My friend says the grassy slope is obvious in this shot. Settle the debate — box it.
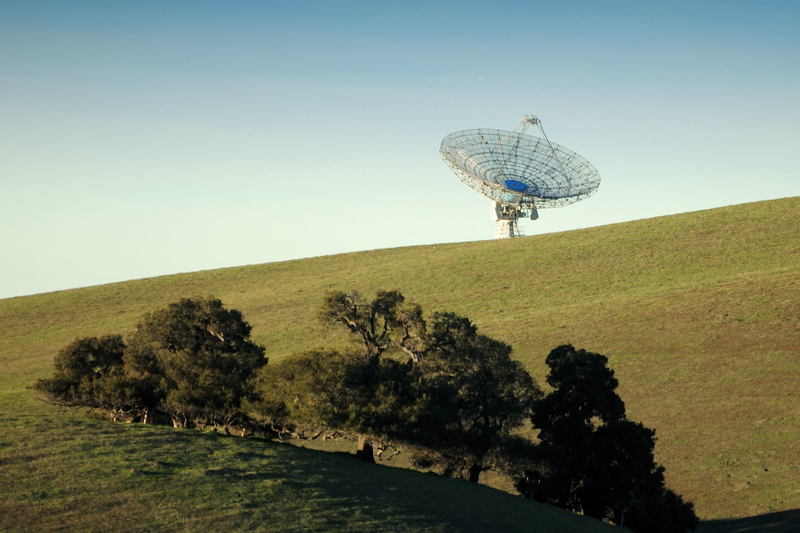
[0,397,614,533]
[1,196,798,528]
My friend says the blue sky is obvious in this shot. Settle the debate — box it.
[2,1,798,298]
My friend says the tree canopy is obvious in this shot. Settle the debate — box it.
[408,313,539,482]
[125,297,267,426]
[36,297,266,429]
[34,335,126,407]
[35,291,697,532]
[270,290,541,482]
[514,344,698,531]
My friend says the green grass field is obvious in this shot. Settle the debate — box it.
[2,197,798,531]
[0,395,618,532]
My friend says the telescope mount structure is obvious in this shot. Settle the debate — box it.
[440,115,601,238]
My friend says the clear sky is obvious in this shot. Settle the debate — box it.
[2,1,798,298]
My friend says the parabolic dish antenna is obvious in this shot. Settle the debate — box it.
[440,115,600,238]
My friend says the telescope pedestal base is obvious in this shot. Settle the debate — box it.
[495,219,523,239]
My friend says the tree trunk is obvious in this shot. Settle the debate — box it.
[468,462,482,483]
[355,435,375,463]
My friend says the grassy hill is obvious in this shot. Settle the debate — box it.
[0,400,617,532]
[1,196,798,530]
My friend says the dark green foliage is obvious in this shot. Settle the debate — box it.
[320,289,430,362]
[538,344,625,428]
[124,297,267,426]
[624,488,699,533]
[253,350,361,432]
[410,313,540,483]
[254,350,417,445]
[314,289,425,460]
[581,420,661,518]
[424,311,477,352]
[521,345,626,509]
[313,292,541,481]
[53,335,126,381]
[36,297,266,428]
[514,344,698,532]
[320,290,405,359]
[34,335,126,406]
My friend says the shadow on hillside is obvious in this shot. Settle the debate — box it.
[172,433,600,532]
[700,509,800,533]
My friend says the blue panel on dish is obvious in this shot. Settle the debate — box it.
[504,179,528,192]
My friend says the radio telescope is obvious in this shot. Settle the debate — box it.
[440,115,600,238]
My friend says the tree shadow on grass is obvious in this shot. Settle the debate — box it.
[5,409,616,532]
[699,509,800,533]
[196,439,616,532]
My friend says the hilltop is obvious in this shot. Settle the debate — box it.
[1,196,798,530]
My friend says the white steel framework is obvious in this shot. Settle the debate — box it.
[441,115,600,238]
